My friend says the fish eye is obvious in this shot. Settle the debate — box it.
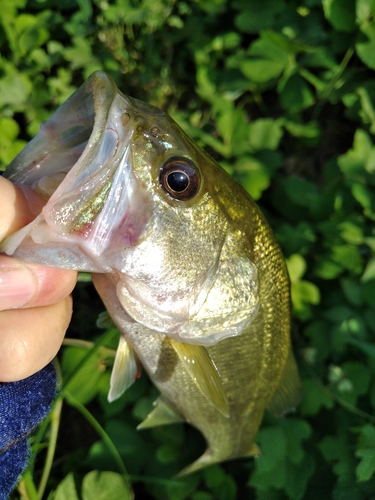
[160,157,201,201]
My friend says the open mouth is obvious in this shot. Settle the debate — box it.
[1,72,153,270]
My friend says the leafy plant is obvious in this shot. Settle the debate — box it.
[2,0,375,499]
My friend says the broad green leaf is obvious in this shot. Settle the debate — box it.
[248,118,283,150]
[330,245,363,274]
[357,0,375,23]
[82,471,132,500]
[0,73,32,107]
[324,305,353,323]
[322,0,356,32]
[279,73,315,111]
[0,139,27,168]
[340,129,373,167]
[291,280,321,319]
[352,184,375,219]
[196,66,216,102]
[339,221,364,244]
[355,424,375,482]
[203,465,237,500]
[286,254,307,282]
[62,346,106,405]
[330,361,370,406]
[234,156,271,200]
[156,442,181,464]
[0,116,19,142]
[340,278,363,306]
[191,493,214,500]
[299,379,334,416]
[15,14,49,56]
[319,432,355,479]
[240,59,286,83]
[349,338,375,360]
[216,103,249,152]
[281,419,312,465]
[54,473,80,500]
[240,35,290,83]
[284,120,320,139]
[285,454,315,500]
[234,0,286,33]
[361,258,375,282]
[356,39,375,69]
[63,36,94,69]
[156,474,201,500]
[250,420,313,499]
[282,176,320,208]
[303,320,331,361]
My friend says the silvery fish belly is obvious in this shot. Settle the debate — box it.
[0,71,300,473]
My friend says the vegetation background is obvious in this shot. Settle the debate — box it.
[1,0,375,498]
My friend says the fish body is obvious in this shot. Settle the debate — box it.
[0,72,300,473]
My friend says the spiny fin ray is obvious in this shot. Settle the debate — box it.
[170,339,229,417]
[137,397,183,430]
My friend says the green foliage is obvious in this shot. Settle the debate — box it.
[2,0,375,499]
[54,471,132,500]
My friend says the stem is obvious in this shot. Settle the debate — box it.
[19,469,39,500]
[65,393,133,494]
[312,46,354,120]
[37,397,63,499]
[62,337,116,357]
[62,328,118,396]
[330,391,375,425]
[302,358,375,424]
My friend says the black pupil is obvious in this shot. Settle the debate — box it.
[167,171,189,192]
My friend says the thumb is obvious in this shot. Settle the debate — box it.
[0,175,45,241]
[0,175,77,381]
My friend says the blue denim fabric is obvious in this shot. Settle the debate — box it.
[0,363,57,499]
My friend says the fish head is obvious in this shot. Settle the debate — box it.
[1,71,259,345]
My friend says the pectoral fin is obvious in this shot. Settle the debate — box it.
[108,336,139,402]
[137,397,183,430]
[170,339,229,417]
[267,350,301,417]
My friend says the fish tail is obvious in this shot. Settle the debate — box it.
[176,441,261,476]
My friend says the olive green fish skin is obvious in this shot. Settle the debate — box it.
[93,170,295,472]
[1,71,300,472]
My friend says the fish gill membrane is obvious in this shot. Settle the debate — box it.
[0,71,301,474]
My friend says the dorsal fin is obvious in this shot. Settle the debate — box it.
[267,350,301,417]
[137,397,183,430]
[170,339,229,417]
[108,336,139,402]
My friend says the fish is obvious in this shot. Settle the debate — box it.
[0,71,300,474]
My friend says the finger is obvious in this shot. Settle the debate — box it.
[0,296,72,382]
[0,176,44,241]
[0,255,77,311]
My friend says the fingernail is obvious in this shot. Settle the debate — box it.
[0,267,36,310]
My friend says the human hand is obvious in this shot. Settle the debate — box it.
[0,176,77,381]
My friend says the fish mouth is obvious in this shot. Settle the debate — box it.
[1,72,153,271]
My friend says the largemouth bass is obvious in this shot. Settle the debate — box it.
[0,71,300,474]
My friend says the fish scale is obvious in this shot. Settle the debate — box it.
[0,71,300,473]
